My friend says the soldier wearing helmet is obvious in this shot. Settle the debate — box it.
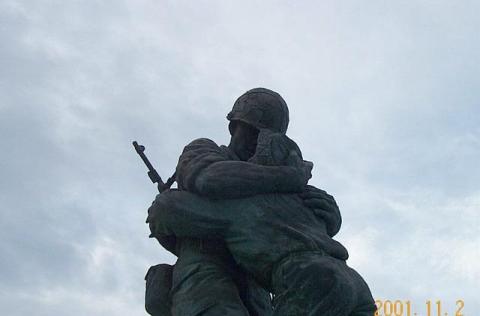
[227,88,289,134]
[147,88,375,315]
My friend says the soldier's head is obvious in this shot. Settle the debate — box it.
[227,88,290,161]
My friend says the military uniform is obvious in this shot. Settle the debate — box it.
[148,135,376,315]
[170,238,270,316]
[147,88,376,315]
[146,139,272,316]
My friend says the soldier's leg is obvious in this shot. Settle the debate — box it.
[347,267,377,316]
[170,240,250,316]
[271,251,375,316]
[237,273,273,316]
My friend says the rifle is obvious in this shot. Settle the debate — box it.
[132,141,176,193]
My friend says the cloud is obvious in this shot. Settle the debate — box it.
[1,1,479,315]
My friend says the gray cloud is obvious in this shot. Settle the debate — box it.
[1,1,479,315]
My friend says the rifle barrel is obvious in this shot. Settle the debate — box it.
[133,141,163,184]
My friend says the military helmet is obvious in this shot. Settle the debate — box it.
[227,88,289,134]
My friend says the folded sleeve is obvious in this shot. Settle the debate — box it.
[175,138,228,193]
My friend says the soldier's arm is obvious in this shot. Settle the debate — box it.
[195,161,305,199]
[176,138,308,199]
[300,185,342,237]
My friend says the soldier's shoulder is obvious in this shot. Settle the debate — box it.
[183,137,219,150]
[181,138,222,155]
[186,137,218,147]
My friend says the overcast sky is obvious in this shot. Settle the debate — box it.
[1,1,479,315]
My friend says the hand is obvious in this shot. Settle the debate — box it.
[286,151,313,186]
[249,129,288,165]
[299,185,341,236]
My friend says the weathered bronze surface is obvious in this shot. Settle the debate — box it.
[143,88,376,316]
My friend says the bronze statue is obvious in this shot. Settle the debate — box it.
[142,88,376,315]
